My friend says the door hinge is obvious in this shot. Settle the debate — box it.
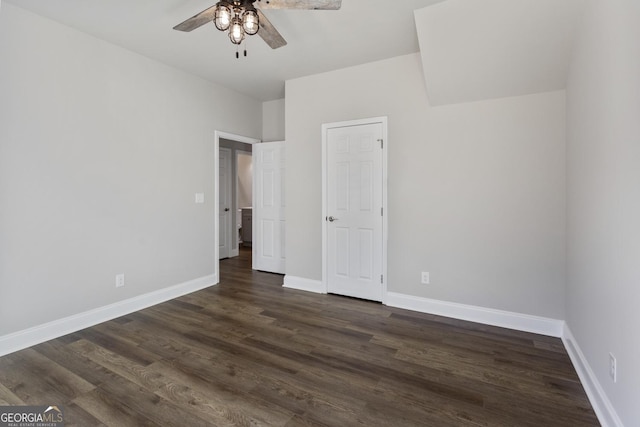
[381,207,383,216]
[378,139,383,149]
[380,274,384,284]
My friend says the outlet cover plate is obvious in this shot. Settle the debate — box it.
[421,272,430,285]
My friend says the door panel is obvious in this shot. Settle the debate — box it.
[326,123,383,301]
[253,141,286,274]
[261,219,275,257]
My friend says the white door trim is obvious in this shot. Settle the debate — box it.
[214,131,260,281]
[321,117,388,303]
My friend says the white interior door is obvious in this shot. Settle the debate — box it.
[253,141,286,273]
[219,147,232,259]
[325,122,384,301]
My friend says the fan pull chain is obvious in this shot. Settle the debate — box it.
[234,41,248,59]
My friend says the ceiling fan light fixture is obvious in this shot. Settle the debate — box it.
[175,0,342,52]
[214,3,232,31]
[242,10,259,36]
[229,17,245,44]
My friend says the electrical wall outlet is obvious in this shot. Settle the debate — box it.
[421,272,430,285]
[115,274,125,288]
[609,352,617,383]
[195,193,205,204]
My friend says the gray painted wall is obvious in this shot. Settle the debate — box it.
[566,0,640,424]
[263,99,285,142]
[0,4,262,335]
[285,53,566,319]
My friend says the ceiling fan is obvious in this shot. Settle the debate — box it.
[174,0,342,56]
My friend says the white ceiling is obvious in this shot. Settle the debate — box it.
[415,0,586,106]
[5,0,444,101]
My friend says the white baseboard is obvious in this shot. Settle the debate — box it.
[562,324,623,427]
[283,275,325,294]
[385,292,564,337]
[0,274,218,357]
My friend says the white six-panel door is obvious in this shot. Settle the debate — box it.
[253,141,286,274]
[325,121,385,301]
[219,147,232,259]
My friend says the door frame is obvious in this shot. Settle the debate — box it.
[214,130,260,282]
[321,117,388,303]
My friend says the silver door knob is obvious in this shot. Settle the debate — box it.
[328,216,338,222]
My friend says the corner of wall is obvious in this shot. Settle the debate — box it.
[562,323,624,427]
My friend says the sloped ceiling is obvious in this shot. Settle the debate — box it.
[415,0,586,106]
[3,0,444,102]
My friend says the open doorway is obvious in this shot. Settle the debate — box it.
[214,131,260,281]
[219,138,253,259]
[236,151,253,252]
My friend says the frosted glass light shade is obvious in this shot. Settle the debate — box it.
[229,18,245,44]
[214,4,231,31]
[242,10,259,35]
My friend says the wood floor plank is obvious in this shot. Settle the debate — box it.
[73,328,159,366]
[32,340,119,388]
[67,339,165,393]
[63,402,107,427]
[0,382,25,405]
[152,359,296,426]
[73,386,164,427]
[370,379,489,427]
[0,247,599,426]
[0,348,95,404]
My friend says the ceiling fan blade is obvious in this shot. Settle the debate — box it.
[173,5,216,32]
[257,9,287,49]
[255,0,342,10]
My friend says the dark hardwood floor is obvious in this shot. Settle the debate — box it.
[0,248,599,426]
